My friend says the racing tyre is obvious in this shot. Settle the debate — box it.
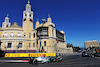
[91,54,95,57]
[29,59,33,64]
[57,59,59,62]
[32,59,38,65]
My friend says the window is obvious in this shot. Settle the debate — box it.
[37,27,48,36]
[52,28,54,36]
[18,43,22,48]
[7,43,12,48]
[33,43,35,47]
[30,19,33,22]
[29,35,31,38]
[29,14,31,17]
[6,25,8,27]
[24,35,26,37]
[42,29,48,35]
[33,33,35,38]
[29,43,31,48]
[23,33,26,37]
[17,32,21,37]
[24,19,26,21]
[44,41,46,46]
[29,33,31,38]
[3,32,8,37]
[25,14,27,16]
[10,32,14,37]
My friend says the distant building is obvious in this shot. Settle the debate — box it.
[84,40,99,48]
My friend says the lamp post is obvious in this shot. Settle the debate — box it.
[36,18,46,53]
[39,18,46,53]
[16,45,19,53]
[5,47,7,53]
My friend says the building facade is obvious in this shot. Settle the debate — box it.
[84,40,99,48]
[0,1,73,54]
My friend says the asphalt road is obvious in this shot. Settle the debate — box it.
[1,54,100,67]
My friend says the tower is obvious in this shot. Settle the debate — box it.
[2,14,11,28]
[35,18,40,29]
[23,1,34,31]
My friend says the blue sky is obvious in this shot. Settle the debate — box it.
[0,0,100,48]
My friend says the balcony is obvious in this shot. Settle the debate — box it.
[0,36,26,39]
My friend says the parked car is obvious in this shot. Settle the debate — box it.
[82,50,89,57]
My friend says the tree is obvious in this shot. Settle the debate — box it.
[67,43,74,48]
[70,44,74,48]
[67,43,71,47]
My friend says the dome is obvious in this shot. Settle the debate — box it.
[10,22,21,28]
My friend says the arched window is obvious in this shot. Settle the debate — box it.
[24,19,26,21]
[29,33,31,38]
[23,33,26,37]
[25,14,27,16]
[29,14,31,17]
[33,33,35,38]
[6,25,8,27]
[10,32,14,37]
[17,32,21,37]
[3,32,8,37]
[30,19,33,22]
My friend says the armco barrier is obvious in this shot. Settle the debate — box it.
[5,53,56,57]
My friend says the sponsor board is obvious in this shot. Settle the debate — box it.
[5,53,56,57]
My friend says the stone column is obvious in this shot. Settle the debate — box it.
[6,41,8,50]
[0,41,3,49]
[22,41,24,50]
[54,28,56,37]
[51,27,52,37]
[12,41,14,50]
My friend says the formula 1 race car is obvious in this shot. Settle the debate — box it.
[35,56,51,64]
[29,56,51,65]
[50,56,63,62]
[29,55,63,65]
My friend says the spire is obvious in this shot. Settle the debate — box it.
[48,14,50,18]
[2,14,11,28]
[36,18,40,25]
[36,18,40,28]
[7,14,9,17]
[37,18,39,22]
[47,14,52,22]
[5,14,9,22]
[28,1,30,4]
[26,1,31,11]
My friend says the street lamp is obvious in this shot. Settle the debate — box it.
[16,45,19,53]
[37,18,46,53]
[42,18,46,27]
[42,18,46,23]
[36,18,47,53]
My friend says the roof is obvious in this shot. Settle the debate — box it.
[85,40,98,42]
[9,22,22,28]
